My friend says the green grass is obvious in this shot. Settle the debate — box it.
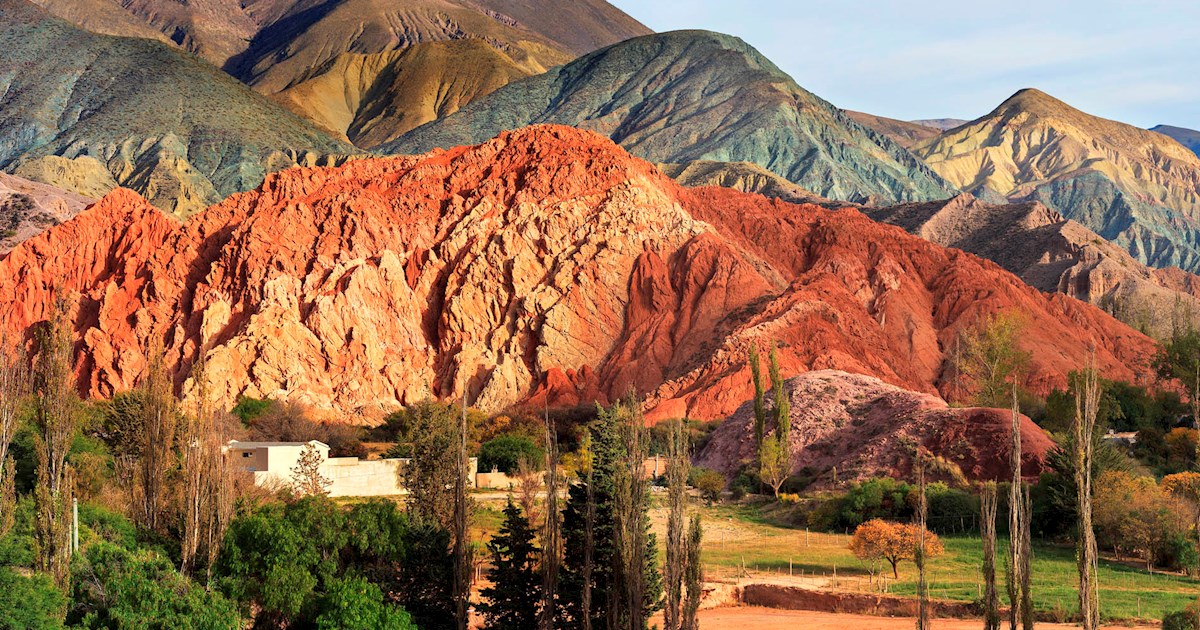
[678,502,1199,622]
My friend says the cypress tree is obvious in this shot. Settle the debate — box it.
[480,500,543,630]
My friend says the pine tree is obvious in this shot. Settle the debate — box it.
[480,500,543,630]
[290,443,331,496]
[559,401,662,629]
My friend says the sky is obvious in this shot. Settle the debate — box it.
[609,0,1200,130]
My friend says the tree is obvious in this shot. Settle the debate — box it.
[397,400,461,529]
[848,519,943,578]
[1163,471,1200,576]
[688,467,725,505]
[748,344,766,452]
[69,542,241,629]
[180,350,236,581]
[290,443,332,497]
[558,401,662,630]
[663,420,689,630]
[0,331,27,539]
[768,344,790,445]
[32,293,79,587]
[316,577,415,630]
[681,514,703,630]
[980,482,1001,630]
[479,434,544,475]
[914,453,930,630]
[1094,471,1190,569]
[1073,361,1101,630]
[758,436,788,498]
[1153,327,1200,428]
[480,500,543,629]
[953,311,1032,406]
[539,411,560,630]
[452,394,472,630]
[135,340,178,534]
[613,397,655,630]
[1006,388,1030,630]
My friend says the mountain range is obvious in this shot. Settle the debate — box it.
[0,127,1152,421]
[0,0,354,217]
[899,89,1200,271]
[382,30,957,206]
[1154,125,1200,157]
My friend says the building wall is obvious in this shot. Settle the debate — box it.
[325,458,406,497]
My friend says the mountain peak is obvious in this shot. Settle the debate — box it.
[996,88,1074,116]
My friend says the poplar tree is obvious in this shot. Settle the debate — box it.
[33,293,79,587]
[539,409,561,630]
[1073,359,1101,630]
[0,331,26,538]
[748,344,766,452]
[137,339,178,533]
[681,514,703,630]
[980,481,1001,630]
[663,420,690,630]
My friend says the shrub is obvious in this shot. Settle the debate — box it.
[1164,600,1200,630]
[837,477,913,528]
[689,467,725,504]
[315,577,415,630]
[478,434,544,475]
[925,484,980,534]
[779,493,800,505]
[0,567,64,629]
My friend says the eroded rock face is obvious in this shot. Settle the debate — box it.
[0,126,1156,421]
[694,370,1054,487]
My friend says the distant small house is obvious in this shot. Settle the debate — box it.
[228,440,479,498]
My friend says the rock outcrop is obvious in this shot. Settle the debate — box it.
[0,126,1155,421]
[382,31,957,206]
[694,370,1055,487]
[0,173,93,254]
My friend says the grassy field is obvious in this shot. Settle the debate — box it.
[675,502,1199,622]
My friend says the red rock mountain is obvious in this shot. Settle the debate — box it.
[0,126,1155,421]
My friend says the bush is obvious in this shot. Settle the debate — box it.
[0,567,64,629]
[1164,600,1200,630]
[925,484,980,535]
[315,577,415,630]
[837,477,913,529]
[1161,532,1200,575]
[779,493,800,505]
[689,467,725,504]
[477,434,544,475]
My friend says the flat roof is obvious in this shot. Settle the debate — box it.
[228,440,329,449]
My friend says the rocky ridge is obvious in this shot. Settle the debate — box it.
[0,126,1154,421]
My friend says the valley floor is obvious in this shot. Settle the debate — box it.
[694,607,1157,630]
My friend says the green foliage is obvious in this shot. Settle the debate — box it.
[559,403,663,629]
[688,467,726,504]
[479,500,542,629]
[749,343,766,450]
[1032,431,1135,537]
[315,577,415,630]
[478,434,544,475]
[953,311,1032,407]
[1164,600,1200,630]
[215,497,346,622]
[925,484,980,535]
[391,520,454,630]
[1161,533,1199,574]
[1155,328,1200,410]
[833,477,913,529]
[0,567,65,629]
[389,400,465,528]
[230,396,273,424]
[768,344,790,442]
[69,542,240,629]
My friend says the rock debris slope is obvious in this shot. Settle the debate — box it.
[0,126,1153,421]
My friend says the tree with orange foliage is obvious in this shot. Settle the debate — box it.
[849,519,943,578]
[1163,471,1200,576]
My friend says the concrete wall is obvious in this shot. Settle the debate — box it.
[476,471,520,490]
[325,458,405,497]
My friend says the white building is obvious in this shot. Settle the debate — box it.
[227,440,478,498]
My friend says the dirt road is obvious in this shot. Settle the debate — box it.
[695,607,1156,629]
